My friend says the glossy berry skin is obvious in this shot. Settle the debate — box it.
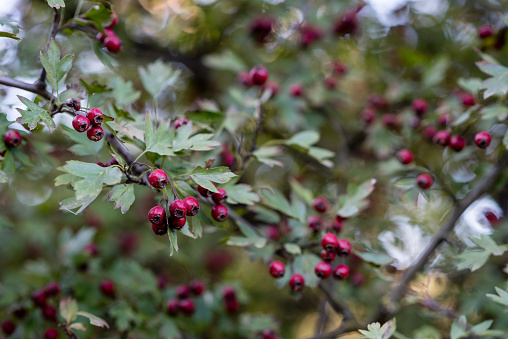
[307,215,323,233]
[189,280,205,296]
[224,298,240,314]
[169,215,186,230]
[313,197,328,213]
[461,93,475,106]
[104,34,122,53]
[321,233,339,251]
[211,204,228,222]
[315,261,332,279]
[152,222,168,235]
[212,188,228,204]
[170,199,188,218]
[269,261,285,278]
[1,320,15,335]
[31,290,47,308]
[416,173,433,190]
[86,108,104,126]
[148,169,168,189]
[412,98,428,117]
[184,197,200,216]
[289,83,304,97]
[327,220,343,233]
[433,130,451,146]
[333,264,350,280]
[71,115,90,133]
[148,206,166,225]
[337,238,351,256]
[176,285,191,299]
[396,149,413,165]
[100,280,115,297]
[174,118,189,130]
[87,126,104,142]
[449,135,466,152]
[321,249,336,262]
[249,65,269,86]
[4,130,22,148]
[475,132,491,149]
[166,300,180,316]
[179,299,195,316]
[44,282,60,297]
[66,98,81,111]
[478,25,494,38]
[197,185,213,197]
[289,274,305,292]
[44,328,59,339]
[262,329,278,339]
[42,305,57,321]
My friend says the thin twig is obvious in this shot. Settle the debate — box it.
[58,323,79,339]
[0,77,53,101]
[34,8,61,90]
[318,280,359,325]
[105,131,149,185]
[168,179,181,200]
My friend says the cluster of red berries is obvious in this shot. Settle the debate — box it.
[70,100,105,142]
[198,184,229,222]
[3,129,22,149]
[221,286,240,314]
[166,281,205,317]
[147,169,201,235]
[96,13,122,53]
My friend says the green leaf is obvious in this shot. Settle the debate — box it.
[112,77,141,106]
[109,301,140,331]
[202,50,246,72]
[477,61,508,99]
[139,60,182,97]
[0,170,8,183]
[189,215,202,238]
[159,317,180,339]
[59,194,100,215]
[0,18,20,37]
[293,254,322,288]
[457,77,482,95]
[172,123,220,152]
[83,3,112,32]
[92,40,118,72]
[480,104,508,121]
[0,32,19,40]
[503,129,508,150]
[221,182,259,205]
[62,125,104,156]
[355,251,393,266]
[144,113,174,156]
[178,221,196,239]
[359,319,397,339]
[283,243,302,255]
[77,311,109,328]
[107,184,135,214]
[168,229,178,256]
[286,130,320,149]
[259,188,301,221]
[59,297,78,324]
[423,57,449,88]
[40,40,73,91]
[289,178,314,205]
[68,323,86,332]
[46,0,65,8]
[16,96,56,132]
[190,166,237,193]
[450,315,468,339]
[457,235,508,271]
[487,286,508,307]
[252,146,283,167]
[337,179,376,218]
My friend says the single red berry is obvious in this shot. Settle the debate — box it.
[422,125,437,141]
[42,305,57,321]
[106,158,119,166]
[351,272,365,286]
[382,113,399,129]
[83,243,99,257]
[212,188,228,204]
[412,98,428,117]
[336,214,348,222]
[461,93,475,106]
[333,264,350,280]
[396,149,414,165]
[100,280,115,297]
[44,282,60,297]
[221,143,235,167]
[289,274,305,292]
[475,132,491,149]
[264,82,279,97]
[262,329,278,339]
[449,135,466,152]
[289,83,304,97]
[478,25,494,38]
[416,173,433,190]
[269,261,285,278]
[437,113,451,127]
[184,197,200,216]
[1,320,15,336]
[337,239,351,256]
[96,28,114,43]
[152,222,168,235]
[4,130,22,148]
[300,24,323,47]
[148,206,166,225]
[86,108,104,126]
[321,233,339,251]
[169,199,188,218]
[65,98,81,111]
[104,34,122,53]
[238,71,253,87]
[333,61,347,74]
[249,16,274,44]
[307,215,323,232]
[368,94,388,109]
[176,285,191,299]
[148,169,168,189]
[485,211,501,225]
[189,280,205,296]
[169,215,186,230]
[179,299,195,316]
[95,162,106,167]
[72,115,90,133]
[313,197,328,213]
[31,290,47,308]
[363,107,376,125]
[157,275,167,290]
[249,65,269,86]
[315,261,332,279]
[107,13,118,28]
[166,299,180,316]
[224,298,239,314]
[211,204,228,222]
[265,225,281,240]
[327,220,343,233]
[410,116,421,129]
[433,130,451,146]
[44,328,59,339]
[333,8,358,36]
[222,286,236,300]
[174,118,189,130]
[197,184,214,197]
[87,126,104,142]
[321,249,336,262]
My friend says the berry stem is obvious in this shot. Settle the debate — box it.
[167,178,181,200]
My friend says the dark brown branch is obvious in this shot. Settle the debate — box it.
[105,131,148,185]
[318,280,359,325]
[0,77,53,100]
[305,321,359,339]
[58,323,79,339]
[314,298,329,335]
[35,8,61,90]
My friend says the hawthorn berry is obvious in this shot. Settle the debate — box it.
[100,280,115,297]
[475,131,491,149]
[238,71,253,87]
[224,298,240,314]
[176,285,191,299]
[333,61,347,74]
[336,214,348,222]
[351,272,366,286]
[485,211,501,225]
[212,188,228,204]
[265,224,281,240]
[333,264,350,280]
[44,282,60,297]
[104,34,122,53]
[152,222,168,236]
[96,161,106,167]
[396,149,413,165]
[437,113,451,127]
[189,280,205,296]
[269,261,285,278]
[42,305,57,321]
[412,98,428,117]
[179,299,195,316]
[416,173,433,190]
[333,8,358,36]
[249,65,269,86]
[169,215,186,230]
[422,125,437,141]
[106,158,119,166]
[4,130,22,148]
[83,243,99,257]
[211,204,228,222]
[262,329,278,339]
[87,126,104,142]
[461,93,475,106]
[170,199,188,218]
[289,274,305,292]
[327,219,343,233]
[315,261,332,279]
[31,289,47,308]
[313,197,328,213]
[174,118,189,130]
[368,94,388,109]
[363,107,376,125]
[449,135,466,152]
[307,215,322,232]
[86,108,104,126]
[148,169,168,189]
[1,320,15,336]
[222,286,236,300]
[72,115,90,133]
[108,13,118,28]
[97,28,114,43]
[321,249,336,262]
[300,24,323,48]
[249,16,274,44]
[433,130,451,146]
[337,238,351,256]
[65,98,81,111]
[166,299,179,316]
[289,83,304,97]
[197,184,213,197]
[321,233,339,251]
[148,206,166,225]
[184,196,200,216]
[382,113,399,129]
[44,328,59,339]
[478,25,494,39]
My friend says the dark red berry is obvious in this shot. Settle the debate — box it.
[289,83,304,97]
[42,305,57,321]
[478,25,494,38]
[315,261,332,279]
[321,233,339,252]
[269,261,285,278]
[72,115,90,132]
[107,13,118,28]
[212,188,228,204]
[485,211,501,225]
[423,125,437,141]
[351,272,366,286]
[265,224,280,240]
[166,299,180,316]
[148,169,168,189]
[65,98,81,111]
[249,65,269,86]
[238,71,253,87]
[189,280,205,296]
[44,328,58,339]
[437,113,451,127]
[412,98,428,117]
[44,282,60,297]
[96,28,114,43]
[313,197,328,213]
[461,93,475,106]
[382,113,399,129]
[224,298,239,314]
[396,149,414,165]
[179,299,195,316]
[300,24,323,47]
[333,8,358,36]
[307,215,322,232]
[321,249,336,262]
[104,34,122,53]
[86,108,104,126]
[184,197,200,216]
[87,126,104,142]
[333,61,347,74]
[12,307,26,320]
[95,162,106,167]
[449,135,466,152]
[336,214,348,222]
[1,320,15,336]
[262,329,278,339]
[368,94,388,109]
[31,290,47,308]
[100,280,115,297]
[83,243,99,257]
[333,264,350,280]
[363,107,375,124]
[337,238,351,256]
[197,184,213,197]
[416,173,433,190]
[106,158,119,166]
[223,286,236,300]
[157,275,167,290]
[433,130,451,146]
[169,215,186,230]
[176,285,191,299]
[250,16,274,43]
[148,206,166,225]
[152,222,168,235]
[174,118,189,130]
[211,204,228,222]
[327,220,343,233]
[475,132,491,149]
[289,274,305,292]
[169,199,187,218]
[4,130,22,148]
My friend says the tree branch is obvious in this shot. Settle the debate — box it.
[318,280,359,325]
[58,323,79,339]
[105,131,149,185]
[0,77,53,101]
[35,8,61,90]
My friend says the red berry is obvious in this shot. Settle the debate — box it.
[104,34,122,53]
[179,299,195,316]
[433,130,451,146]
[363,107,376,124]
[31,290,47,308]
[148,169,168,189]
[1,320,15,336]
[107,13,118,28]
[249,65,269,86]
[478,25,494,38]
[289,274,305,292]
[100,280,115,297]
[475,132,491,149]
[382,113,399,129]
[152,222,168,235]
[148,206,166,225]
[166,300,180,316]
[337,238,351,256]
[83,243,99,257]
[437,113,451,127]
[321,233,339,251]
[351,272,366,286]
[211,204,228,222]
[176,285,191,299]
[44,282,60,297]
[87,126,104,142]
[221,143,235,167]
[44,328,59,339]
[222,286,236,300]
[86,108,104,126]
[313,197,328,213]
[212,188,228,204]
[422,125,437,141]
[461,93,475,106]
[327,220,343,233]
[170,199,188,218]
[157,275,167,290]
[289,83,304,97]
[264,82,279,97]
[184,196,200,216]
[189,280,205,296]
[249,16,274,44]
[333,61,347,74]
[315,261,332,279]
[269,261,285,278]
[224,298,239,314]
[4,130,22,148]
[449,135,466,152]
[333,264,350,280]
[96,28,114,43]
[333,8,358,36]
[95,161,106,167]
[416,173,433,190]
[300,24,323,47]
[307,215,323,232]
[65,98,81,111]
[262,329,278,339]
[368,94,388,109]
[197,184,213,197]
[238,71,253,87]
[485,211,501,225]
[42,305,57,321]
[321,249,336,262]
[336,214,348,222]
[265,224,280,240]
[412,98,428,117]
[106,158,119,166]
[169,215,186,230]
[174,118,189,130]
[396,149,414,165]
